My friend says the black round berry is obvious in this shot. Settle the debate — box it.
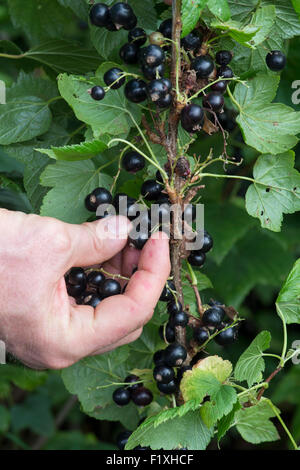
[153,349,166,366]
[181,104,204,133]
[194,327,209,345]
[141,179,162,200]
[120,43,139,64]
[113,387,131,406]
[158,18,172,39]
[128,27,147,47]
[67,283,86,298]
[140,44,165,67]
[188,251,206,267]
[147,79,167,102]
[217,65,234,79]
[142,63,165,80]
[161,78,172,93]
[110,2,137,30]
[159,323,175,343]
[202,230,213,252]
[87,271,105,288]
[164,342,187,367]
[157,93,172,108]
[125,79,147,103]
[125,374,142,392]
[215,326,237,345]
[99,279,121,298]
[202,306,225,328]
[87,187,112,211]
[117,430,132,450]
[122,151,145,173]
[167,300,182,316]
[157,380,177,394]
[177,365,192,382]
[216,50,233,66]
[89,3,110,27]
[160,280,176,302]
[170,311,189,328]
[150,31,165,46]
[203,92,224,112]
[266,50,286,71]
[128,230,149,250]
[83,293,102,308]
[191,55,214,78]
[211,80,227,94]
[106,19,117,31]
[153,365,175,384]
[90,85,105,101]
[182,32,201,51]
[131,387,153,406]
[68,267,86,285]
[104,68,125,89]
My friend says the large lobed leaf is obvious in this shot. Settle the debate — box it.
[235,399,280,444]
[234,331,271,386]
[276,258,300,324]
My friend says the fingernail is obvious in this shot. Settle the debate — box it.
[99,216,130,240]
[151,230,170,240]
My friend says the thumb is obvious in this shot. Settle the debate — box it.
[65,215,131,268]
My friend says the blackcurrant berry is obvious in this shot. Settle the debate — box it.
[160,280,176,302]
[141,179,162,200]
[128,230,149,250]
[153,349,166,366]
[125,79,147,103]
[161,78,172,93]
[104,68,125,89]
[153,365,175,384]
[106,20,117,32]
[140,44,165,67]
[217,109,236,132]
[194,327,209,345]
[266,50,286,71]
[188,251,206,267]
[83,293,102,308]
[125,374,142,392]
[202,230,213,252]
[131,387,153,406]
[68,267,86,285]
[208,299,223,307]
[159,323,175,343]
[87,271,105,288]
[86,187,112,211]
[99,279,121,298]
[203,92,224,112]
[158,18,172,39]
[110,2,137,30]
[215,326,237,345]
[181,104,204,133]
[170,311,189,328]
[85,194,96,212]
[67,283,86,298]
[149,31,165,46]
[202,306,225,328]
[119,42,139,64]
[113,387,131,406]
[191,55,214,78]
[90,85,105,101]
[147,79,167,102]
[164,342,187,367]
[217,65,234,79]
[117,430,132,450]
[89,3,110,27]
[167,300,182,315]
[157,380,177,394]
[211,80,227,94]
[157,93,172,108]
[182,32,201,51]
[128,27,147,47]
[122,151,145,173]
[215,50,233,66]
[142,63,165,80]
[177,365,192,382]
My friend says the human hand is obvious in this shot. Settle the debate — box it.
[0,209,170,369]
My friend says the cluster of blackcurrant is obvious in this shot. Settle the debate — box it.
[112,374,153,407]
[65,266,121,307]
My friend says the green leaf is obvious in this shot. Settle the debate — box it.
[57,0,88,19]
[263,0,300,40]
[200,385,237,428]
[126,408,213,450]
[87,402,140,430]
[90,27,127,61]
[192,355,233,382]
[40,160,112,223]
[227,0,258,22]
[207,0,231,21]
[0,405,11,433]
[217,401,241,442]
[11,394,54,437]
[235,400,280,444]
[292,0,300,14]
[249,5,276,46]
[245,152,300,231]
[211,20,259,46]
[182,270,212,317]
[234,331,271,386]
[7,71,59,102]
[38,140,108,161]
[0,364,48,392]
[276,258,300,324]
[181,0,208,37]
[233,75,300,154]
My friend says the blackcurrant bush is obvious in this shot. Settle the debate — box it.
[158,18,172,39]
[113,387,131,406]
[217,65,234,79]
[87,271,105,288]
[89,3,110,27]
[68,267,86,285]
[83,293,102,308]
[167,300,182,315]
[67,283,85,298]
[194,327,209,345]
[104,68,125,89]
[202,306,225,328]
[188,251,206,267]
[142,63,165,80]
[266,50,286,71]
[157,93,172,108]
[170,311,189,328]
[159,323,175,343]
[215,326,237,345]
[182,32,201,51]
[99,279,121,298]
[131,387,153,406]
[125,374,142,392]
[153,365,175,384]
[128,27,147,47]
[117,430,132,450]
[110,2,137,30]
[128,230,149,250]
[119,43,139,64]
[211,80,227,94]
[191,55,214,78]
[125,79,147,103]
[203,92,224,112]
[86,187,112,211]
[157,380,177,394]
[122,151,145,173]
[141,179,162,200]
[90,85,105,101]
[160,280,176,302]
[140,44,165,67]
[153,349,166,366]
[164,342,187,367]
[181,104,204,133]
[215,50,233,66]
[147,79,167,102]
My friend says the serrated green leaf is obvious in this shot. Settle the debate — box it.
[276,258,300,324]
[227,0,258,22]
[181,0,208,37]
[249,5,276,46]
[234,331,271,386]
[58,0,88,19]
[235,399,280,444]
[181,369,221,403]
[207,0,231,21]
[200,385,237,428]
[217,401,242,442]
[193,355,233,382]
[245,152,300,231]
[11,394,54,437]
[38,140,108,161]
[211,20,259,46]
[262,0,300,40]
